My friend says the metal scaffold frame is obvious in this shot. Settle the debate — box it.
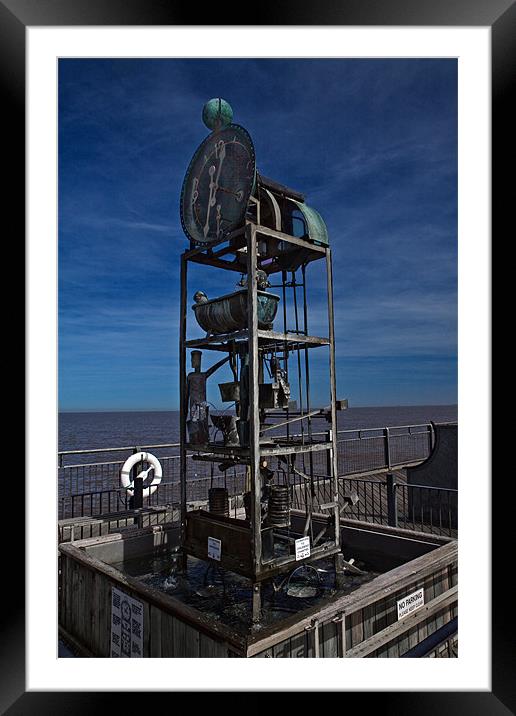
[179,207,343,622]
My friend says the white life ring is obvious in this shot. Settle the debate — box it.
[120,451,162,498]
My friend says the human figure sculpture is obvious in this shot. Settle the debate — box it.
[186,350,229,445]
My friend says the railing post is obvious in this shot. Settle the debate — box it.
[386,472,398,527]
[383,427,392,470]
[133,474,144,511]
[326,429,332,478]
[129,447,143,511]
[429,423,435,452]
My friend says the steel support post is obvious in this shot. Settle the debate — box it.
[252,583,262,625]
[179,253,188,570]
[326,248,340,552]
[247,223,262,580]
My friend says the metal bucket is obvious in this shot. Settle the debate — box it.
[211,414,239,446]
[218,381,240,402]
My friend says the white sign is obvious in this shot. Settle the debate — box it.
[397,587,425,620]
[207,536,222,561]
[295,536,311,561]
[111,587,144,657]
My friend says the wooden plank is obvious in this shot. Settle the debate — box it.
[97,574,110,656]
[384,591,401,631]
[289,631,308,658]
[396,626,410,657]
[150,605,162,657]
[143,600,151,657]
[60,542,247,653]
[59,625,96,658]
[349,610,363,649]
[246,540,457,655]
[87,568,96,649]
[321,620,339,658]
[160,612,175,657]
[434,567,448,630]
[420,572,436,641]
[183,622,201,657]
[90,570,99,655]
[64,556,71,633]
[199,633,229,658]
[362,604,375,641]
[171,617,187,657]
[374,597,388,633]
[341,614,347,657]
[77,564,87,644]
[59,555,67,632]
[387,637,400,657]
[61,523,456,659]
[407,625,420,652]
[345,586,458,658]
[272,640,291,658]
[70,560,78,643]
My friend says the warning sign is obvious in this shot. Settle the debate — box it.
[208,536,222,561]
[397,587,425,620]
[295,536,311,561]
[111,587,144,657]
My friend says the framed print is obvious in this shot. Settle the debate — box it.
[5,0,507,710]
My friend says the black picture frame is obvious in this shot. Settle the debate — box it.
[6,0,504,711]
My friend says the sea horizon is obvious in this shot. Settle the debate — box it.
[58,404,458,455]
[59,402,458,415]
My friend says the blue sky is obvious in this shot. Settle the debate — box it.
[59,58,457,411]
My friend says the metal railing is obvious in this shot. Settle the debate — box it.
[313,474,457,538]
[57,423,447,532]
[58,423,433,490]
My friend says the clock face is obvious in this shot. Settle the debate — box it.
[180,124,256,245]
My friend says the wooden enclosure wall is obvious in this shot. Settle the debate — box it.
[251,549,457,658]
[59,551,235,657]
[59,524,457,659]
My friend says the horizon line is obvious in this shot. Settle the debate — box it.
[59,402,458,414]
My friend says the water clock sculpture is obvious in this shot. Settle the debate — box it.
[178,98,347,623]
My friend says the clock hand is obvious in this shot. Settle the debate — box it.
[204,141,227,238]
[203,165,217,237]
[210,142,226,206]
[190,176,199,206]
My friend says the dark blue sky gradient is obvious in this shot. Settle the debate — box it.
[58,59,457,411]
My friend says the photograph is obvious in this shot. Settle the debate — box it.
[1,0,503,703]
[56,57,459,659]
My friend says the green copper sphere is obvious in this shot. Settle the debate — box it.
[202,98,233,131]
